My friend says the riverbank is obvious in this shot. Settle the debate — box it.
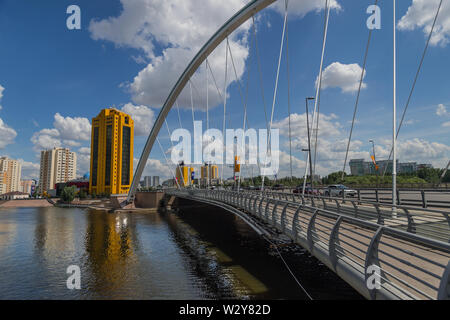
[0,199,53,208]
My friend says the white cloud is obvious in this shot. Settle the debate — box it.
[53,113,91,142]
[442,121,450,127]
[398,0,450,47]
[76,147,91,176]
[30,114,91,151]
[89,0,253,110]
[318,62,367,93]
[273,112,341,139]
[0,84,4,110]
[31,128,61,151]
[436,103,448,116]
[89,0,337,111]
[271,0,341,18]
[121,103,155,136]
[17,159,40,180]
[133,157,172,181]
[0,118,17,149]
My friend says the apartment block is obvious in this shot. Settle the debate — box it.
[39,148,77,193]
[0,157,22,195]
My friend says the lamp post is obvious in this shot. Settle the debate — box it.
[302,97,315,196]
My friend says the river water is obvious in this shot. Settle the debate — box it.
[0,205,361,299]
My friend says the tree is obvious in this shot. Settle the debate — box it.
[61,186,77,203]
[79,189,87,200]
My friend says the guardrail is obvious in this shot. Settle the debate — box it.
[246,187,450,209]
[243,190,450,243]
[168,189,450,300]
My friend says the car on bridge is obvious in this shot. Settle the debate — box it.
[324,184,357,197]
[293,185,321,195]
[272,184,285,191]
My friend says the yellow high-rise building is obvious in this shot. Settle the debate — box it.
[89,108,134,195]
[175,164,193,187]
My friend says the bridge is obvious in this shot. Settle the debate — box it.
[121,0,450,300]
[166,188,450,300]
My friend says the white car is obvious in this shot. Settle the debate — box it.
[324,184,357,197]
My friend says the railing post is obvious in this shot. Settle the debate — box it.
[357,189,361,204]
[334,199,341,213]
[292,205,303,241]
[329,216,343,272]
[375,189,379,203]
[271,201,280,226]
[438,261,450,300]
[421,190,427,208]
[258,198,265,218]
[306,210,319,253]
[402,208,416,234]
[364,226,384,300]
[352,201,358,219]
[322,198,327,210]
[397,189,401,206]
[264,199,271,221]
[281,203,289,232]
[374,204,384,225]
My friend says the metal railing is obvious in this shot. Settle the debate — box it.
[248,187,450,209]
[244,190,450,243]
[167,189,450,300]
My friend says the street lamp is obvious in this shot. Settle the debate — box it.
[302,97,315,196]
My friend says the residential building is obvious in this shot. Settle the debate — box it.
[20,180,34,195]
[143,176,152,188]
[0,157,22,195]
[152,176,160,187]
[89,108,134,195]
[39,148,77,194]
[0,191,30,200]
[349,158,431,176]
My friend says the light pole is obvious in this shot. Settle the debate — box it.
[302,97,315,196]
[369,140,379,189]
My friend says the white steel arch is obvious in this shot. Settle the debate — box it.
[127,0,276,203]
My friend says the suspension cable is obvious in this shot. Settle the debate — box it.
[164,118,187,188]
[285,5,293,182]
[261,0,289,191]
[175,100,183,130]
[156,137,181,189]
[302,0,330,193]
[341,0,378,180]
[227,36,252,192]
[262,235,313,300]
[206,59,209,132]
[221,39,229,184]
[252,15,270,133]
[382,0,443,178]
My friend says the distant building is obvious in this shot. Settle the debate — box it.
[89,108,134,195]
[349,158,431,176]
[20,180,34,195]
[0,157,22,195]
[143,176,152,188]
[0,191,30,200]
[152,176,160,187]
[39,148,77,194]
[175,164,194,187]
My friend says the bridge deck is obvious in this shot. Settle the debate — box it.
[168,190,450,300]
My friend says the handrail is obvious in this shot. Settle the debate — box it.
[167,189,450,300]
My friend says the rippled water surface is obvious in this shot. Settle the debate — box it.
[0,206,361,299]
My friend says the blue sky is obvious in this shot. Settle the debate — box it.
[0,0,449,181]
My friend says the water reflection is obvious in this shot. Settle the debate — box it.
[0,205,361,299]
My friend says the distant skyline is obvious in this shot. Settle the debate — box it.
[1,0,449,182]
